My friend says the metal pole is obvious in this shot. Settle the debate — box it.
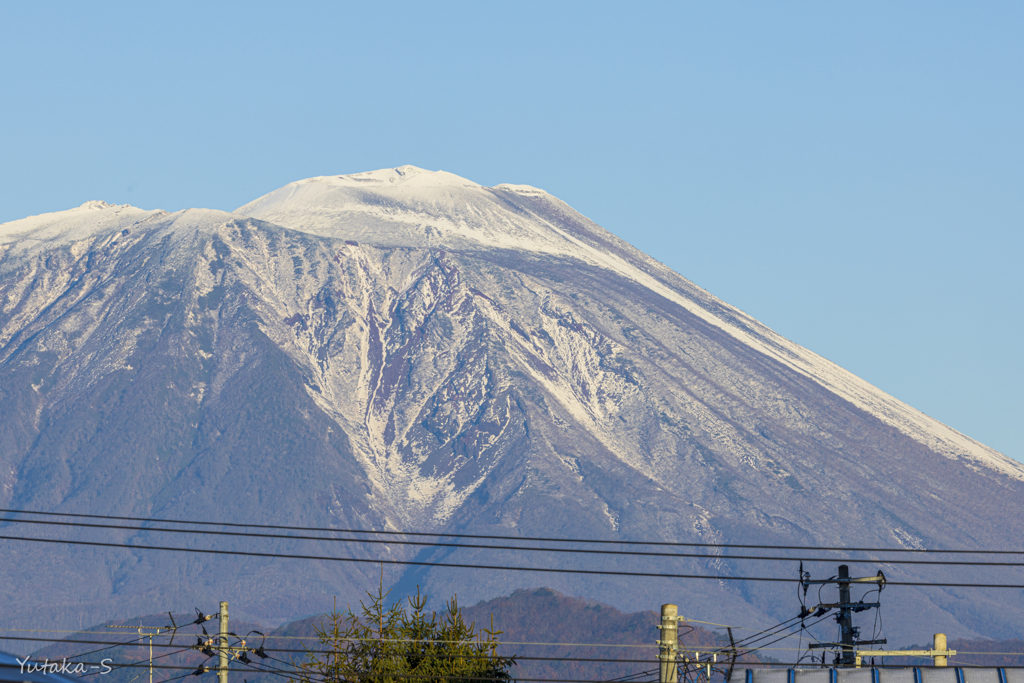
[837,565,855,667]
[218,602,229,683]
[933,634,947,667]
[149,633,153,683]
[659,604,678,683]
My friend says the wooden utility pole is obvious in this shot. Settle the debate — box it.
[658,604,679,683]
[218,601,229,683]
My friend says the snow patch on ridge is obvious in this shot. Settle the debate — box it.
[0,202,156,247]
[493,183,548,195]
[277,165,479,192]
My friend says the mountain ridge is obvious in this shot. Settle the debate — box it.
[231,167,1023,479]
[244,166,1014,479]
[0,166,1021,641]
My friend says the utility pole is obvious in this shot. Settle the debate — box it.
[658,604,679,683]
[837,565,855,667]
[105,624,170,683]
[802,564,886,667]
[191,603,265,678]
[219,601,229,683]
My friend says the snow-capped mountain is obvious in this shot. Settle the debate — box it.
[1,166,1021,640]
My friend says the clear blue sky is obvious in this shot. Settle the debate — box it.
[2,2,1021,460]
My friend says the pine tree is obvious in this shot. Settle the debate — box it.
[295,580,516,683]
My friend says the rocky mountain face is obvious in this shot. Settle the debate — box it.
[1,166,1022,642]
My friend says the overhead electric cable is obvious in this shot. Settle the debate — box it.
[31,622,187,664]
[35,658,943,674]
[602,669,658,683]
[0,632,667,649]
[6,532,1024,589]
[62,635,166,660]
[244,663,681,683]
[0,627,192,635]
[68,645,196,679]
[3,516,1022,568]
[712,616,805,654]
[26,661,208,673]
[152,671,206,683]
[2,507,1021,555]
[3,533,1024,588]
[0,635,679,664]
[15,656,1017,679]
[729,614,833,660]
[228,658,674,683]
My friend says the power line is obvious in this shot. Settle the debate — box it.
[241,655,307,681]
[0,634,663,651]
[153,671,207,683]
[286,653,663,664]
[4,533,1024,588]
[0,635,675,663]
[14,658,1024,676]
[0,630,670,649]
[247,654,692,683]
[2,507,1020,556]
[99,646,197,675]
[731,615,833,661]
[3,516,1023,568]
[12,640,1024,680]
[724,617,804,652]
[681,618,742,629]
[3,632,743,665]
[1,625,699,645]
[243,666,661,683]
[58,635,158,660]
[603,669,658,683]
[0,618,934,664]
[691,614,817,668]
[9,532,1024,588]
[14,661,203,672]
[29,659,695,683]
[0,633,676,656]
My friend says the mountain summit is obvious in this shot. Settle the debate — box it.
[1,167,1021,640]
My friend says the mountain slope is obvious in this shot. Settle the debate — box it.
[237,166,1020,479]
[1,167,1021,643]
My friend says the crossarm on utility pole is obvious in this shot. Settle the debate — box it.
[856,649,957,658]
[856,634,955,668]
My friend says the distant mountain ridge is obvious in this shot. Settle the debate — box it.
[23,588,757,683]
[1,166,1022,643]
[25,589,1024,683]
